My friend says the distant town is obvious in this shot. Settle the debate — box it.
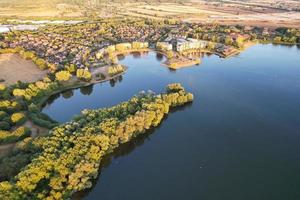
[1,19,299,71]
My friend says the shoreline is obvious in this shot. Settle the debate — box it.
[0,41,277,149]
[0,67,127,150]
[38,67,128,109]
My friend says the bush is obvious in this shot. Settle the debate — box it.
[95,73,106,80]
[10,113,26,125]
[21,51,35,60]
[0,127,31,144]
[0,152,32,181]
[0,84,6,91]
[66,64,77,74]
[29,113,58,129]
[0,100,21,113]
[15,81,29,89]
[13,89,26,97]
[0,111,8,121]
[28,104,39,113]
[34,58,48,70]
[0,121,10,131]
[2,116,11,124]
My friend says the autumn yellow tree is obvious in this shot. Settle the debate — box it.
[55,71,72,82]
[76,69,92,81]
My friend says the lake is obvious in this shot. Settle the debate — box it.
[43,44,300,200]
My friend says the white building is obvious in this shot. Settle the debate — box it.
[0,26,10,33]
[176,38,208,52]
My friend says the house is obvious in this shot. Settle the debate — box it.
[262,28,269,35]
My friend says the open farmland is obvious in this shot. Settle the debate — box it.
[119,1,300,28]
[0,54,47,85]
[0,0,299,28]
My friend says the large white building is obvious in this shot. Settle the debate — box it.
[157,38,209,53]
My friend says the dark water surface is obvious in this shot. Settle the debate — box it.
[43,44,300,200]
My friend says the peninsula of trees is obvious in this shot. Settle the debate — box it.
[0,83,193,200]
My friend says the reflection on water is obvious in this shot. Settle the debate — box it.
[156,52,164,61]
[61,90,74,99]
[80,85,94,96]
[117,51,149,60]
[43,44,300,200]
[109,75,123,87]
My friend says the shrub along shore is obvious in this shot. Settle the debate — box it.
[0,83,193,200]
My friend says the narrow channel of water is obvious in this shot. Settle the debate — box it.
[43,44,300,200]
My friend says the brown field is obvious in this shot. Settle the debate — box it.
[0,54,48,85]
[0,0,299,28]
[118,1,300,28]
[0,8,82,18]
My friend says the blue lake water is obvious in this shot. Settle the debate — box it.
[43,44,300,200]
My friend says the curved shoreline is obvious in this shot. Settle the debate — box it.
[0,44,254,150]
[0,67,127,151]
[39,43,258,110]
[39,67,128,109]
